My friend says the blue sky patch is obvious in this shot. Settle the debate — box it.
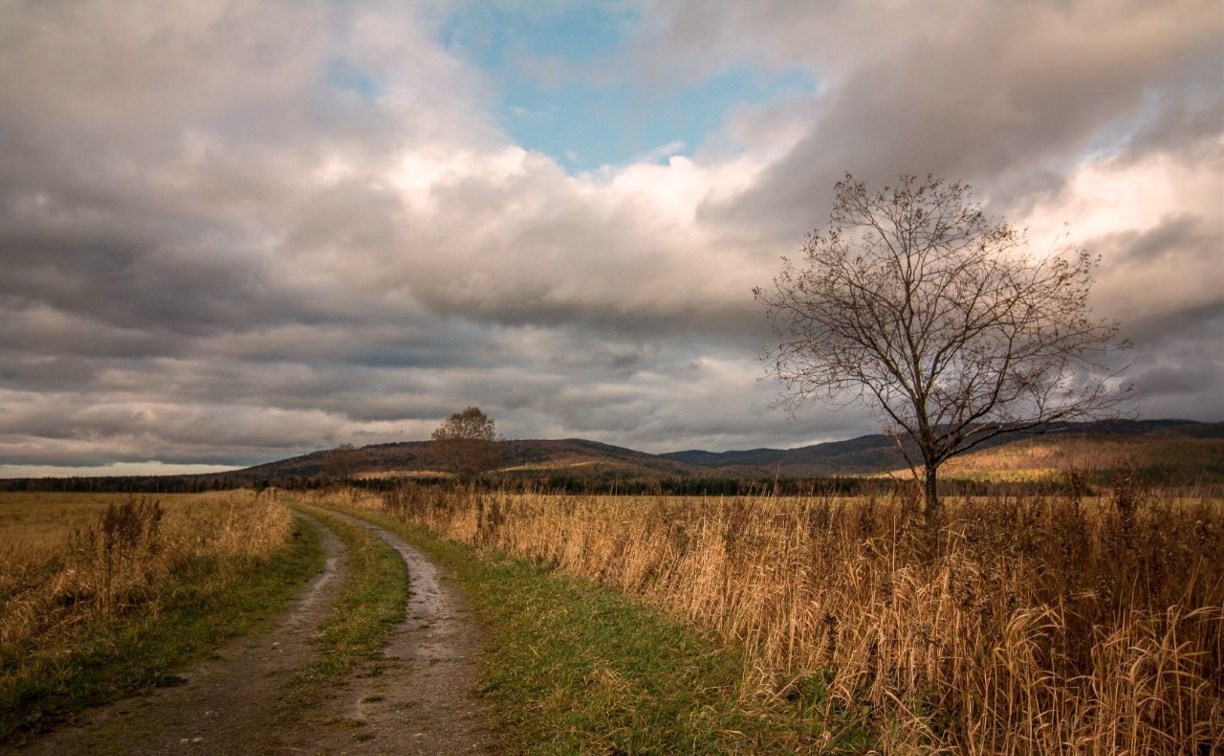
[440,3,815,172]
[326,55,383,99]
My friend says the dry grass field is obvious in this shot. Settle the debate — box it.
[0,490,301,740]
[926,435,1224,487]
[378,482,1223,753]
[1,492,293,651]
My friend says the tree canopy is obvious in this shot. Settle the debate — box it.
[430,406,501,483]
[756,174,1127,517]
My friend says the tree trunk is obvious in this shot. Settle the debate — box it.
[923,462,940,526]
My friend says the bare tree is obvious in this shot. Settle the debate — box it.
[755,174,1128,520]
[430,406,502,483]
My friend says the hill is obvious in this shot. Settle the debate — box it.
[934,419,1224,485]
[662,433,905,476]
[2,419,1220,493]
[232,418,1224,488]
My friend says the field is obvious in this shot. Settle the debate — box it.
[930,435,1224,487]
[372,482,1224,753]
[0,491,316,742]
[4,484,1221,752]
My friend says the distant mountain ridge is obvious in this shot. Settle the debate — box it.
[662,419,1224,477]
[249,418,1223,484]
[661,433,904,476]
[3,419,1220,492]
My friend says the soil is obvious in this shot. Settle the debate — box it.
[11,511,491,755]
[275,511,491,755]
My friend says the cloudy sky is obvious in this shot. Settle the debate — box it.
[1,0,1221,476]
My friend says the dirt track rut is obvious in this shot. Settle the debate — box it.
[277,510,490,755]
[13,510,490,755]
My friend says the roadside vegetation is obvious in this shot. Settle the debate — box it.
[351,480,1222,753]
[289,504,406,684]
[0,491,321,744]
[7,482,1220,752]
[302,489,844,753]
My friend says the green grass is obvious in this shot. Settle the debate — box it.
[319,504,862,754]
[0,514,324,745]
[290,506,407,683]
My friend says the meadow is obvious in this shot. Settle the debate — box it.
[4,483,1221,752]
[0,491,316,742]
[370,480,1223,754]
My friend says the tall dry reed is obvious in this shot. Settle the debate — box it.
[376,482,1223,754]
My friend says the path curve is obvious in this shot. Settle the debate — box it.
[278,509,491,755]
[18,513,349,755]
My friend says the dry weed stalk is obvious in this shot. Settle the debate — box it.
[369,482,1223,753]
[0,492,294,663]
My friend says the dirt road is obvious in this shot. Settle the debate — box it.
[15,511,490,755]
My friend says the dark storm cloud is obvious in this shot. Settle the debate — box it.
[1122,303,1224,419]
[1111,214,1216,267]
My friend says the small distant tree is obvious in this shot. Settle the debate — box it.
[755,174,1127,521]
[326,443,357,482]
[430,407,502,483]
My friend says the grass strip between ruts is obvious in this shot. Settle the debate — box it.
[317,504,859,754]
[0,514,324,745]
[289,505,407,684]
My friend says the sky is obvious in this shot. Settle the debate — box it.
[1,0,1222,477]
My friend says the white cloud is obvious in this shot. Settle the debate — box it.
[1019,149,1224,324]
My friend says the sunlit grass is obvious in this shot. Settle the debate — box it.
[290,504,406,681]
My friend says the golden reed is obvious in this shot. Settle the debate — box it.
[375,482,1222,754]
